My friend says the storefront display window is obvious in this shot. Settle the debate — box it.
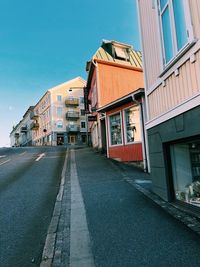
[170,140,200,207]
[109,113,122,145]
[124,106,141,143]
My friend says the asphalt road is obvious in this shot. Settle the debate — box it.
[75,148,200,267]
[0,146,66,267]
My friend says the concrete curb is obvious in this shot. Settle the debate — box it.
[40,149,69,267]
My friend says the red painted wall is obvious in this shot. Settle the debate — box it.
[108,143,143,162]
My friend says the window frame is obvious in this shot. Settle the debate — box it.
[123,106,142,145]
[157,0,194,67]
[108,111,123,147]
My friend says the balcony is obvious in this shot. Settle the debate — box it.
[30,112,39,120]
[20,126,27,133]
[30,122,39,130]
[66,125,80,132]
[66,111,79,120]
[65,98,79,106]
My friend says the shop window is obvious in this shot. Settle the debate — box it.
[109,113,122,145]
[158,0,191,65]
[124,106,141,143]
[170,140,200,207]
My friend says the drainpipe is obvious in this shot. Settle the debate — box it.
[132,94,148,173]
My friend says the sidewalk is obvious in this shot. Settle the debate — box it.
[40,147,200,267]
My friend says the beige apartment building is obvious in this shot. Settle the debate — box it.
[31,77,87,146]
[10,106,34,147]
[137,0,200,210]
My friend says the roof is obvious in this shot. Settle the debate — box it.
[48,76,86,92]
[92,40,142,68]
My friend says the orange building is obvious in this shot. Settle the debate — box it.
[85,40,147,169]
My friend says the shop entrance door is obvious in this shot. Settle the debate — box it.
[69,135,76,144]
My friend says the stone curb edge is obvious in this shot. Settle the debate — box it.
[40,149,69,267]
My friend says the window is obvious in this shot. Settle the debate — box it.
[57,95,62,102]
[114,46,129,61]
[124,106,141,143]
[57,121,63,128]
[170,140,200,207]
[57,107,62,116]
[80,97,84,104]
[109,113,122,145]
[81,121,86,128]
[80,109,86,116]
[159,0,189,64]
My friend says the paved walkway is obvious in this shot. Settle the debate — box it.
[41,147,200,267]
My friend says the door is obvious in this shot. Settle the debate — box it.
[69,135,76,144]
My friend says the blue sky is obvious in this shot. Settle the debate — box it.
[0,0,141,147]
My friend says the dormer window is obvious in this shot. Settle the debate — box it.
[114,46,130,61]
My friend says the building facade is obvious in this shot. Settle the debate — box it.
[10,106,34,147]
[137,0,200,208]
[85,40,146,167]
[31,77,87,146]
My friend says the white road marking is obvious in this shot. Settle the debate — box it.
[20,152,26,156]
[0,159,11,166]
[70,149,95,267]
[35,153,45,162]
[0,155,6,158]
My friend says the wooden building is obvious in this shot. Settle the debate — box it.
[137,0,200,209]
[85,40,147,169]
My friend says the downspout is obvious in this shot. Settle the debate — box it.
[132,94,148,173]
[92,59,102,149]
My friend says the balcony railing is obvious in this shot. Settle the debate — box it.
[30,112,39,120]
[66,111,79,120]
[30,122,39,130]
[20,126,27,133]
[66,125,80,132]
[65,98,79,106]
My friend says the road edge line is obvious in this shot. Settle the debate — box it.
[40,149,69,267]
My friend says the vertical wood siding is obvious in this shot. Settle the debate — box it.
[98,63,144,107]
[148,50,200,120]
[138,0,161,89]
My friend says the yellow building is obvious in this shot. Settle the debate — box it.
[31,76,87,146]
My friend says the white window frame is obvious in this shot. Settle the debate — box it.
[123,106,142,145]
[157,0,194,67]
[108,111,123,147]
